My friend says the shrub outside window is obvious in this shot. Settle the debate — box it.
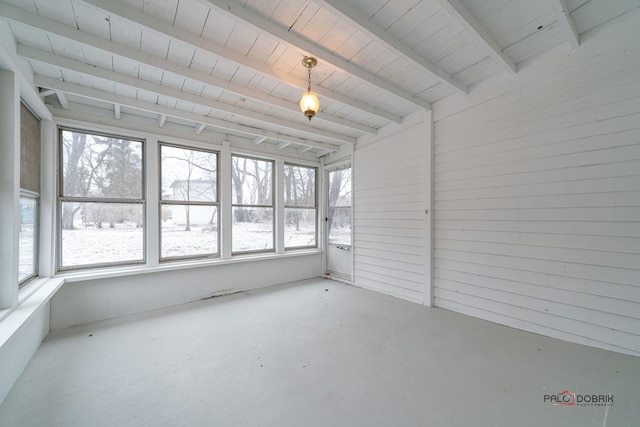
[159,143,219,260]
[58,129,144,269]
[232,155,274,253]
[284,164,317,249]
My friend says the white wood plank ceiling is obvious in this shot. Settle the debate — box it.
[1,0,638,155]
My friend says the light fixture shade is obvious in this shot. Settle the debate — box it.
[299,90,319,120]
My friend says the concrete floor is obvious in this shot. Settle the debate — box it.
[0,278,638,427]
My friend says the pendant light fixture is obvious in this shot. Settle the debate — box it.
[300,56,319,121]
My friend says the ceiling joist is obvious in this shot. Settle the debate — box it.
[18,45,355,145]
[552,0,580,49]
[314,0,468,96]
[75,0,399,125]
[35,76,340,152]
[193,0,432,111]
[436,0,517,75]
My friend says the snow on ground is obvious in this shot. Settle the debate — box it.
[60,220,321,267]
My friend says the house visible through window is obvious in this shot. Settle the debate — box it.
[232,155,274,253]
[284,164,317,249]
[58,128,144,269]
[159,143,219,260]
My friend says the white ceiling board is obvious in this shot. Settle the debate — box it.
[244,34,279,64]
[112,55,141,78]
[1,0,38,13]
[32,0,77,27]
[189,49,218,75]
[224,22,260,56]
[200,8,236,45]
[73,1,111,40]
[30,61,64,80]
[113,83,138,99]
[402,8,453,50]
[142,0,179,24]
[504,23,565,64]
[139,29,171,58]
[166,39,196,67]
[385,0,442,40]
[173,0,210,35]
[47,33,84,62]
[7,21,52,52]
[81,44,114,70]
[570,0,640,33]
[367,0,424,30]
[200,84,224,101]
[108,15,143,49]
[137,63,164,84]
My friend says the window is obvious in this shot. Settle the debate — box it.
[159,144,219,260]
[284,164,317,249]
[19,102,40,285]
[328,167,352,246]
[58,129,144,269]
[232,155,274,253]
[19,192,38,283]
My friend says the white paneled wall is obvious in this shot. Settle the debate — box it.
[432,10,640,356]
[353,112,432,304]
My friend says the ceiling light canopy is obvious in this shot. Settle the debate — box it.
[300,56,319,121]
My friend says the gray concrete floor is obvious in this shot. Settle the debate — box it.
[1,278,638,426]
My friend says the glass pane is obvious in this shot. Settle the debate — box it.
[328,168,351,207]
[160,145,217,202]
[285,208,316,248]
[284,164,316,207]
[60,129,143,199]
[232,156,273,205]
[328,207,351,246]
[19,197,37,282]
[161,205,218,259]
[60,202,144,268]
[232,207,273,252]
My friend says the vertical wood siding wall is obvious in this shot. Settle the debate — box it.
[353,116,430,304]
[432,11,640,356]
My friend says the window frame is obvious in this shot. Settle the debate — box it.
[158,142,220,262]
[56,127,146,271]
[231,153,275,255]
[284,162,318,250]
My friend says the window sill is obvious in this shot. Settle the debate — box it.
[0,277,65,347]
[57,249,322,283]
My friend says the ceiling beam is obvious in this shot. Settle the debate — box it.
[0,2,379,133]
[74,0,399,125]
[114,104,121,120]
[194,123,206,135]
[436,0,516,75]
[314,0,467,96]
[552,0,579,49]
[56,91,69,109]
[35,76,340,152]
[193,0,432,110]
[298,146,313,154]
[158,114,167,128]
[253,136,267,145]
[18,45,355,145]
[276,141,291,150]
[39,88,56,97]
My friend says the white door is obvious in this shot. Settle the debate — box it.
[325,166,352,280]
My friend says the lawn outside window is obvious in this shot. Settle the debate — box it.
[159,143,219,261]
[58,128,145,270]
[284,163,317,249]
[231,155,275,254]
